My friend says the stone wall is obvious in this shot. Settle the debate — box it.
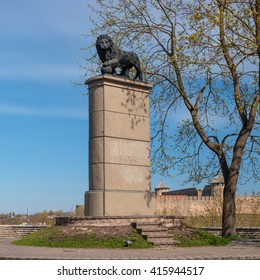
[236,196,260,214]
[200,227,260,238]
[56,215,184,228]
[155,195,260,216]
[0,225,47,239]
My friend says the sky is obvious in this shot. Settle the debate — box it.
[0,1,259,215]
[0,1,89,214]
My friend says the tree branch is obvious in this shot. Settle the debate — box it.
[217,0,248,125]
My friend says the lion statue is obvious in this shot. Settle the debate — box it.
[96,34,143,81]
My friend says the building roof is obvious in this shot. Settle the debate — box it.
[162,187,199,196]
[155,181,170,190]
[202,185,212,196]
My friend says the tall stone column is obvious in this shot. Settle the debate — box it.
[84,75,154,216]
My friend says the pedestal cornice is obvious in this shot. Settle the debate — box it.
[85,75,153,92]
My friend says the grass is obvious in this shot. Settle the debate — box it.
[176,228,234,247]
[12,226,153,249]
[12,225,235,249]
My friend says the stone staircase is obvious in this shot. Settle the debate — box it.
[0,225,46,239]
[133,221,180,248]
[55,215,184,248]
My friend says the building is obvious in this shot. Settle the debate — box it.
[155,174,225,199]
[154,181,170,196]
[154,174,259,216]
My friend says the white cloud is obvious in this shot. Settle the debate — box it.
[0,103,87,119]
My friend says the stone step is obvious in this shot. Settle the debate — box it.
[134,221,181,248]
[137,229,168,235]
[136,219,183,228]
[0,226,46,238]
[134,221,162,226]
[148,238,180,247]
[136,225,167,232]
[131,221,162,229]
[148,238,175,244]
[142,232,174,238]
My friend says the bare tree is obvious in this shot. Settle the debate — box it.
[85,0,260,236]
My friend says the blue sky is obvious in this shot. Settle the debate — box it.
[0,1,89,214]
[0,0,167,214]
[0,1,259,215]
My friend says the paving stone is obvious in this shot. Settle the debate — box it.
[0,238,259,260]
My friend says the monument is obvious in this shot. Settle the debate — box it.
[84,35,155,216]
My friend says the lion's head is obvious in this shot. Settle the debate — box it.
[96,34,118,63]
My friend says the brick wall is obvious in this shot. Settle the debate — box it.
[200,227,260,238]
[155,195,260,216]
[0,225,47,239]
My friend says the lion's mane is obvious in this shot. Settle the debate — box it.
[96,34,119,63]
[95,34,143,81]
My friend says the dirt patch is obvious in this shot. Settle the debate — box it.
[60,224,134,239]
[58,223,198,241]
[169,226,198,240]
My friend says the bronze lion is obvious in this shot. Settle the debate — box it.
[96,34,143,81]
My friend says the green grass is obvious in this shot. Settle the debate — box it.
[12,226,153,249]
[12,225,235,249]
[176,229,233,247]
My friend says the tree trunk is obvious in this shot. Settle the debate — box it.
[221,126,252,237]
[222,175,237,237]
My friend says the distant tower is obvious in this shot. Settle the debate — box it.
[155,181,170,196]
[210,174,224,196]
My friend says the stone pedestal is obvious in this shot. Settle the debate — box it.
[84,75,155,216]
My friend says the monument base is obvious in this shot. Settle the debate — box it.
[56,215,184,228]
[84,190,155,216]
[85,75,153,217]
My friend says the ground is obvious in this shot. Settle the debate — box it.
[61,224,134,239]
[60,223,198,240]
[169,226,198,239]
[12,223,231,248]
